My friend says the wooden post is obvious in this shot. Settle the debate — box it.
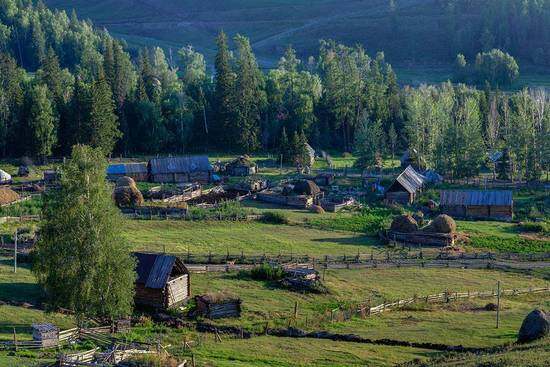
[13,327,17,352]
[322,267,326,281]
[13,229,17,273]
[294,301,298,320]
[496,280,501,329]
[192,354,196,367]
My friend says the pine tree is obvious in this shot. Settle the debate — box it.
[388,122,398,160]
[354,116,384,170]
[27,84,56,161]
[213,31,235,148]
[33,145,135,322]
[233,35,266,152]
[87,72,121,155]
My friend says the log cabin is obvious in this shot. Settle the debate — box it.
[148,156,213,184]
[134,252,190,309]
[384,165,425,205]
[440,190,513,221]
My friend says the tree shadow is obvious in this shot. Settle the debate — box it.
[0,282,41,303]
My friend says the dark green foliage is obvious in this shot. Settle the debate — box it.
[517,222,549,237]
[248,263,285,281]
[455,49,520,87]
[33,145,136,321]
[260,211,290,225]
[468,235,550,254]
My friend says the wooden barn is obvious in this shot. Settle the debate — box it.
[148,156,213,184]
[195,293,242,319]
[440,190,513,221]
[134,252,190,309]
[107,163,148,182]
[384,165,425,205]
[225,156,258,176]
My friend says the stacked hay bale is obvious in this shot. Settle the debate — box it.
[390,214,418,233]
[423,214,457,233]
[0,187,20,206]
[113,176,143,208]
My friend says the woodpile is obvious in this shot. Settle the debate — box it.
[194,293,242,319]
[32,323,59,348]
[280,267,327,294]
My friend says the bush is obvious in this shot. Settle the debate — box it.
[260,211,289,225]
[518,221,549,236]
[249,263,285,281]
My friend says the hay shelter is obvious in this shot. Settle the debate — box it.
[149,156,213,184]
[440,190,513,221]
[134,253,190,309]
[384,165,425,205]
[225,156,257,176]
[107,163,148,182]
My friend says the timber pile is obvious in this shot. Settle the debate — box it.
[32,323,59,348]
[280,267,327,293]
[194,293,242,319]
[232,178,268,193]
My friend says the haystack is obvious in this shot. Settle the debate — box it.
[310,204,325,214]
[116,176,137,188]
[390,214,418,233]
[0,187,20,205]
[423,214,456,234]
[113,185,143,208]
[518,309,549,343]
[292,180,321,196]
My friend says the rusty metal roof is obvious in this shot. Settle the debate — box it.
[392,165,425,194]
[440,190,513,206]
[149,156,212,174]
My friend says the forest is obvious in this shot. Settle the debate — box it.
[0,0,548,181]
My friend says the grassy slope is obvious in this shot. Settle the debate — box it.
[44,0,550,87]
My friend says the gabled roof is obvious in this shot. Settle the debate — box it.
[440,190,513,206]
[390,165,425,194]
[107,163,147,175]
[134,252,187,289]
[149,156,212,174]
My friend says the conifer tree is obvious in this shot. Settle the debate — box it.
[27,84,56,161]
[213,31,235,148]
[87,72,121,155]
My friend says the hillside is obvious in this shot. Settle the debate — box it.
[45,0,550,71]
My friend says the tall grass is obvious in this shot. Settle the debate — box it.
[187,200,252,221]
[305,206,400,235]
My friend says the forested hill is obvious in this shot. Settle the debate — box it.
[43,0,550,67]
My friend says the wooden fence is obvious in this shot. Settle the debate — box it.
[320,286,550,325]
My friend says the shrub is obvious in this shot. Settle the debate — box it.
[260,211,289,225]
[518,221,549,236]
[249,263,285,281]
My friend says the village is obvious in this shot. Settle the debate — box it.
[0,147,547,367]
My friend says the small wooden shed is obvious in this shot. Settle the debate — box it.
[107,163,148,182]
[32,323,59,348]
[134,252,190,309]
[195,293,242,319]
[440,190,513,221]
[385,165,425,205]
[148,156,213,184]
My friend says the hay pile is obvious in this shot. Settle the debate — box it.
[291,180,321,196]
[113,178,143,208]
[390,214,418,233]
[423,214,456,234]
[0,187,20,205]
[310,204,325,214]
[116,176,136,188]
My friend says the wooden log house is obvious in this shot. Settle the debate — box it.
[148,156,213,184]
[384,165,426,205]
[440,190,513,221]
[134,253,190,309]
